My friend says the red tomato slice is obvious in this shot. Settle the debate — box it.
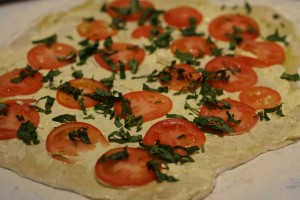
[131,25,163,39]
[77,20,118,41]
[200,98,258,135]
[95,147,156,187]
[163,6,202,28]
[114,91,173,122]
[27,42,77,69]
[170,36,217,58]
[205,56,257,92]
[94,43,145,72]
[0,68,43,97]
[46,122,109,163]
[143,118,206,155]
[106,0,155,21]
[209,14,259,41]
[0,99,40,140]
[237,40,285,67]
[56,78,109,110]
[159,63,201,91]
[239,86,281,110]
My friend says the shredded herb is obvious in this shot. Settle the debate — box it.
[17,121,39,145]
[166,114,188,120]
[258,104,284,121]
[108,127,142,144]
[52,114,77,123]
[143,83,169,93]
[16,115,25,122]
[69,127,91,144]
[175,49,200,66]
[10,65,38,83]
[83,114,95,120]
[193,116,234,134]
[144,31,173,54]
[280,72,300,82]
[98,146,129,163]
[147,158,178,183]
[56,51,77,62]
[77,41,99,65]
[32,34,57,47]
[100,73,115,89]
[42,69,61,89]
[0,103,8,116]
[180,17,205,37]
[244,1,252,14]
[225,26,243,50]
[31,96,55,115]
[72,70,84,79]
[266,29,289,46]
[226,111,241,124]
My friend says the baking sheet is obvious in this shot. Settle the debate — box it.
[0,0,300,199]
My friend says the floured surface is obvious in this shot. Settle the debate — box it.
[0,0,300,200]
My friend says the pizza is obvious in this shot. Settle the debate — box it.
[0,0,300,199]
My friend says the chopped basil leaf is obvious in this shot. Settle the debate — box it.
[42,69,61,84]
[10,65,38,83]
[129,58,139,74]
[56,51,77,62]
[266,29,289,46]
[119,61,126,79]
[226,111,241,124]
[198,96,231,109]
[31,96,55,115]
[225,26,243,50]
[104,37,113,49]
[280,72,300,81]
[99,146,129,163]
[83,114,95,120]
[52,114,77,123]
[108,127,142,144]
[69,127,91,144]
[144,31,173,54]
[124,115,143,131]
[184,102,199,115]
[77,41,99,65]
[180,17,205,37]
[17,120,39,145]
[193,115,234,134]
[258,104,284,121]
[0,103,8,116]
[100,2,107,12]
[244,1,252,14]
[32,34,57,47]
[72,70,83,79]
[166,113,188,120]
[83,17,94,22]
[78,38,90,46]
[143,83,169,93]
[175,49,200,66]
[110,17,127,30]
[78,97,87,115]
[147,159,178,183]
[100,73,115,89]
[16,115,25,122]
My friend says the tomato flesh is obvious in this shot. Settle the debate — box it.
[106,0,155,21]
[209,14,259,41]
[237,40,285,67]
[0,68,43,97]
[239,86,281,110]
[94,43,145,72]
[114,91,173,122]
[170,36,217,58]
[56,78,109,110]
[77,20,118,41]
[0,99,40,140]
[164,6,202,28]
[205,56,257,92]
[27,43,77,69]
[159,63,201,91]
[46,122,109,163]
[95,147,156,187]
[200,98,258,135]
[143,118,206,155]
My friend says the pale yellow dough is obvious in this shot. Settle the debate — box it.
[0,0,300,200]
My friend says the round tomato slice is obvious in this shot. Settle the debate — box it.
[143,118,206,155]
[114,91,173,122]
[163,6,202,28]
[106,0,155,21]
[27,42,77,69]
[237,40,285,67]
[56,78,109,110]
[46,122,109,163]
[77,19,118,41]
[205,56,257,92]
[200,98,258,135]
[0,68,43,97]
[170,36,217,58]
[131,25,163,39]
[209,14,259,41]
[159,63,201,91]
[239,86,281,110]
[0,99,40,140]
[95,147,156,187]
[94,43,145,72]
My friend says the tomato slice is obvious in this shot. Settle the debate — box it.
[56,78,109,110]
[131,25,163,39]
[0,99,40,140]
[208,14,259,41]
[239,86,281,110]
[106,0,155,21]
[200,98,258,135]
[46,122,109,163]
[205,56,257,92]
[237,40,285,67]
[170,36,217,58]
[159,63,201,91]
[163,6,202,28]
[77,20,118,41]
[143,118,206,155]
[94,43,145,72]
[114,91,173,122]
[27,42,77,69]
[95,147,156,187]
[0,68,43,97]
